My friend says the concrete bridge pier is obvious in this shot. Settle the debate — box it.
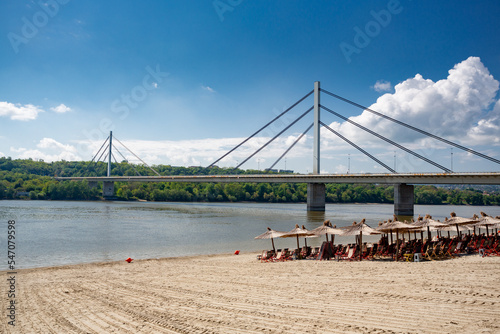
[103,181,115,199]
[307,183,326,211]
[394,183,414,220]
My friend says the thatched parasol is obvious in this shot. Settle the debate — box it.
[254,227,286,253]
[341,219,381,261]
[472,212,500,237]
[444,212,478,237]
[411,214,447,241]
[281,224,316,250]
[310,220,343,243]
[301,225,318,248]
[376,218,418,261]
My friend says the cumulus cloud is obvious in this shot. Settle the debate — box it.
[328,57,500,148]
[50,104,71,113]
[0,102,44,121]
[372,80,392,93]
[10,138,81,161]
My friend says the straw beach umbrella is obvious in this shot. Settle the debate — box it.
[311,220,343,243]
[341,219,381,261]
[412,214,447,241]
[281,224,316,250]
[445,212,478,237]
[254,227,285,253]
[437,223,472,238]
[473,212,500,237]
[376,218,418,261]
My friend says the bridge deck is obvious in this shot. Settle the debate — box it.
[55,172,500,185]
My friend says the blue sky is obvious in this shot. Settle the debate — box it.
[1,0,500,174]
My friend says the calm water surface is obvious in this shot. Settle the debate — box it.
[1,200,499,269]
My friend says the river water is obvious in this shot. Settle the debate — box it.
[1,200,499,269]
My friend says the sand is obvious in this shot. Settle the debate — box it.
[1,253,499,334]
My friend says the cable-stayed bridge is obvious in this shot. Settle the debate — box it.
[56,82,500,217]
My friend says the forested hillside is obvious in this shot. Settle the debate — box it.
[0,157,499,205]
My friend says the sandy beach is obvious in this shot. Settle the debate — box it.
[1,253,499,334]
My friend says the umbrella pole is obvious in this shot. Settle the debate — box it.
[332,234,335,245]
[395,230,399,262]
[271,238,276,253]
[390,229,393,245]
[359,231,363,261]
[486,225,489,237]
[326,234,329,243]
[427,226,431,242]
[296,235,300,252]
[447,231,450,239]
[455,224,460,238]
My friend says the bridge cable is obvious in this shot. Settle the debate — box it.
[320,105,452,173]
[320,121,396,173]
[234,106,313,170]
[266,123,314,172]
[112,144,142,176]
[208,90,314,168]
[320,88,500,166]
[84,137,110,176]
[113,136,161,176]
[96,143,110,165]
[111,152,119,164]
[90,135,110,163]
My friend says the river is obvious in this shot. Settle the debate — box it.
[0,200,499,269]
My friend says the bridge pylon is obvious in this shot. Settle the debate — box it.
[394,183,414,220]
[307,81,326,211]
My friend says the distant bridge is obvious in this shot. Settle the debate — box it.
[56,172,500,185]
[59,81,500,217]
[57,172,500,219]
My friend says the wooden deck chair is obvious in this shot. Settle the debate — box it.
[340,246,355,261]
[260,250,274,262]
[307,247,320,259]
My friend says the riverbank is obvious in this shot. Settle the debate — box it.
[1,252,499,333]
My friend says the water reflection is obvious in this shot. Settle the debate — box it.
[306,210,325,224]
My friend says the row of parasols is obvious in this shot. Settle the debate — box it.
[255,212,500,261]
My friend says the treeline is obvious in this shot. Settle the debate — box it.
[1,157,500,205]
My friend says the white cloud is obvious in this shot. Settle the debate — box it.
[74,133,312,169]
[50,104,71,113]
[202,85,216,93]
[328,57,500,148]
[372,80,392,93]
[10,138,81,162]
[0,102,44,121]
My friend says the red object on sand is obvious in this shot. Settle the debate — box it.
[234,250,240,255]
[125,257,133,263]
